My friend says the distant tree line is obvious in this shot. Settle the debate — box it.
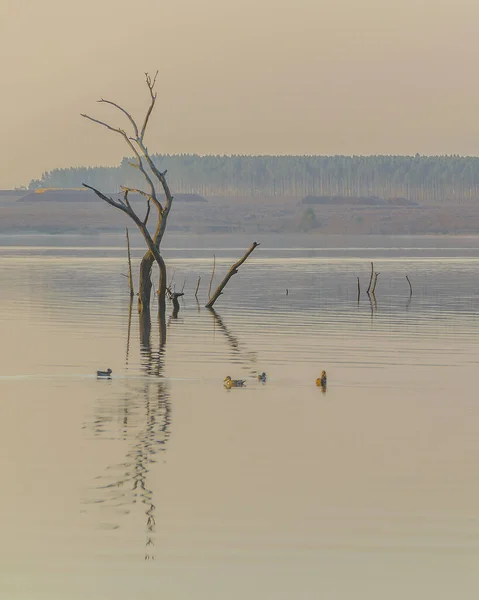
[28,154,479,203]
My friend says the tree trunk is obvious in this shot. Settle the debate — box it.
[157,254,167,346]
[139,304,152,350]
[138,251,155,314]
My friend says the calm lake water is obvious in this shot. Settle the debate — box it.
[1,233,479,599]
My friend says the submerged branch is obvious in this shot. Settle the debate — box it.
[208,255,216,300]
[370,272,380,295]
[366,261,374,294]
[195,276,201,299]
[406,274,413,296]
[206,242,260,309]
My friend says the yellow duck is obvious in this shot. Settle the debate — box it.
[224,376,246,389]
[316,370,327,387]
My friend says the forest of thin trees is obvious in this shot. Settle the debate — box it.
[27,154,479,203]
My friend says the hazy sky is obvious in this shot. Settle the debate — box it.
[1,0,479,187]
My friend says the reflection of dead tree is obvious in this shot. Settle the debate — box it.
[126,296,133,365]
[125,228,134,298]
[209,309,241,351]
[208,308,257,374]
[81,72,174,319]
[141,309,166,375]
[139,309,152,350]
[367,291,375,317]
[129,329,171,560]
[85,311,170,560]
[206,242,260,308]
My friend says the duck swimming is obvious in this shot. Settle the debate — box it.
[224,376,246,388]
[97,368,112,379]
[257,372,267,383]
[316,370,327,387]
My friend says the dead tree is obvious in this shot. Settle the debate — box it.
[206,242,260,309]
[81,72,173,317]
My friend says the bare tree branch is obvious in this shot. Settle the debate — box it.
[135,137,174,211]
[81,114,160,210]
[97,98,140,139]
[80,113,123,135]
[140,71,159,142]
[83,184,126,211]
[120,186,163,212]
[123,189,132,212]
[144,199,151,227]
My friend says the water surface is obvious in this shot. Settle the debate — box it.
[1,235,479,599]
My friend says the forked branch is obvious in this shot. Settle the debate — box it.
[141,70,158,141]
[81,72,168,213]
[84,184,162,265]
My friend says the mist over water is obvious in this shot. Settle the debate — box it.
[1,234,479,599]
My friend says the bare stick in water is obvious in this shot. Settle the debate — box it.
[206,242,260,309]
[406,274,413,296]
[168,269,176,290]
[195,276,201,298]
[371,272,380,295]
[366,261,374,294]
[208,254,216,300]
[126,227,134,298]
[357,276,360,303]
